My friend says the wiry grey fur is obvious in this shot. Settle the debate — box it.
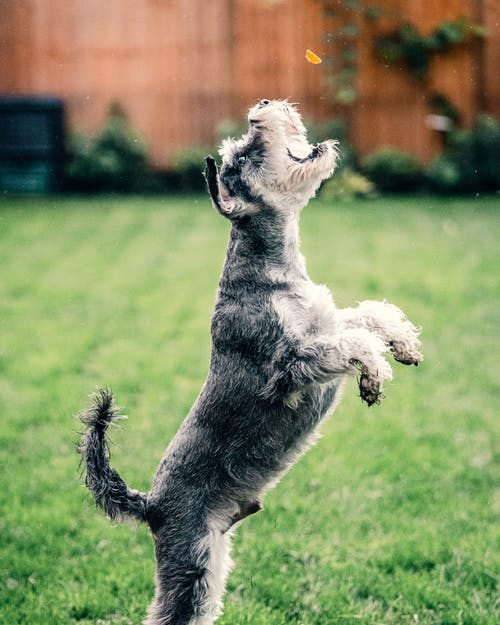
[78,99,422,625]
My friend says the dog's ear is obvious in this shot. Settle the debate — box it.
[204,155,233,219]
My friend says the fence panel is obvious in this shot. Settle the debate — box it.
[0,0,497,166]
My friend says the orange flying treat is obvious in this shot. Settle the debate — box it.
[305,49,322,64]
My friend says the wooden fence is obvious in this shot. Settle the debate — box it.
[1,0,498,166]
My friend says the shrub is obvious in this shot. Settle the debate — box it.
[306,117,359,171]
[321,167,376,201]
[426,155,461,193]
[169,146,214,192]
[65,103,155,192]
[165,118,246,193]
[362,148,424,193]
[427,114,500,193]
[215,118,246,143]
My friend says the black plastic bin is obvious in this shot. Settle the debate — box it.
[0,96,65,194]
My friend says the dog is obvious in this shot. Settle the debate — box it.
[78,99,422,625]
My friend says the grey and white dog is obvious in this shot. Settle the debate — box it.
[78,99,422,625]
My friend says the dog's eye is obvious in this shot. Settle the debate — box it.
[237,155,247,166]
[258,99,270,108]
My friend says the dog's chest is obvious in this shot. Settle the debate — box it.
[272,280,336,339]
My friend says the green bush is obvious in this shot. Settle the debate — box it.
[427,114,500,193]
[426,155,461,193]
[169,146,213,192]
[321,167,376,201]
[306,117,359,171]
[362,148,424,192]
[215,118,246,143]
[165,118,245,193]
[65,103,156,192]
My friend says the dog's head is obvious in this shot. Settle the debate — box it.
[205,99,338,220]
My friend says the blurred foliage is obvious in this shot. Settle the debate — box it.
[169,146,213,193]
[320,167,376,201]
[362,147,424,193]
[375,17,486,80]
[428,92,461,126]
[427,114,500,194]
[359,115,500,195]
[320,1,485,120]
[65,102,160,193]
[320,0,383,105]
[215,118,247,142]
[165,119,247,193]
[306,117,358,171]
[63,105,498,197]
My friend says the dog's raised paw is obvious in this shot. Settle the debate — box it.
[358,370,384,406]
[390,340,423,366]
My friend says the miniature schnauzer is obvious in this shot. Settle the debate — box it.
[78,99,422,625]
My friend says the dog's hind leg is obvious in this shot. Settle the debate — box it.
[145,516,233,625]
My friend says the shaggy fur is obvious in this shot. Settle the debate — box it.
[78,99,422,625]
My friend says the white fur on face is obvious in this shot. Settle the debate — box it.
[219,100,339,212]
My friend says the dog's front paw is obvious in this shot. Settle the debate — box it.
[359,367,384,406]
[388,319,423,366]
[390,339,423,366]
[347,342,392,407]
[355,300,423,367]
[357,358,392,406]
[385,309,423,366]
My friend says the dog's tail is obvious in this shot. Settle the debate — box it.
[77,387,148,522]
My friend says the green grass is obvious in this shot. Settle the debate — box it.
[0,194,498,625]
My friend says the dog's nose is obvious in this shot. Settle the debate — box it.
[258,99,270,107]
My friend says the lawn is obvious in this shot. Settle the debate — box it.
[0,194,498,625]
